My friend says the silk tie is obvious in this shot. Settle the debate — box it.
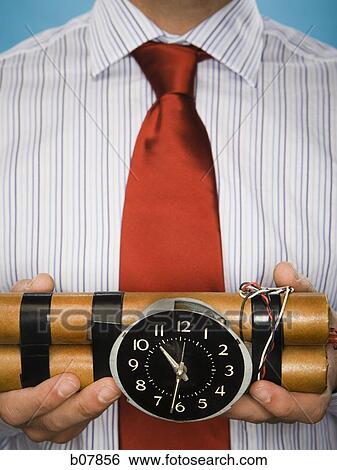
[119,42,230,450]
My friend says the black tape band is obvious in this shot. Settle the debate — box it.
[20,293,52,388]
[263,295,283,384]
[92,292,123,381]
[251,294,283,385]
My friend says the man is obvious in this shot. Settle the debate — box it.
[0,0,336,450]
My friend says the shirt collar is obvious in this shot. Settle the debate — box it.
[88,0,263,86]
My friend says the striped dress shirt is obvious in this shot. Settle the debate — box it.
[0,0,337,450]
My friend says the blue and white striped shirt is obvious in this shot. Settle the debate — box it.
[0,0,337,450]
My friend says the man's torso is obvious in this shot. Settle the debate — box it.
[0,0,337,449]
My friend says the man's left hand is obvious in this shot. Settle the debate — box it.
[225,261,337,424]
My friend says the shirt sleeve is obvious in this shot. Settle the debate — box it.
[0,418,22,444]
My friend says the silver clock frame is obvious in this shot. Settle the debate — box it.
[110,297,253,423]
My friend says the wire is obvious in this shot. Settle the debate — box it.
[239,282,294,380]
[329,328,337,350]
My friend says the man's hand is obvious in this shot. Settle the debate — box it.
[225,262,337,424]
[0,274,121,444]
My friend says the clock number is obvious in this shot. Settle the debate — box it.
[154,324,164,337]
[177,320,191,333]
[154,396,162,406]
[175,402,185,413]
[225,365,234,376]
[215,386,226,396]
[198,398,208,409]
[136,380,146,391]
[133,339,149,351]
[128,358,138,371]
[204,328,208,340]
[218,344,229,356]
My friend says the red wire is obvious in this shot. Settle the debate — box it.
[329,328,337,349]
[260,295,274,379]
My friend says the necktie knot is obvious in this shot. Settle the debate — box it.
[132,42,206,99]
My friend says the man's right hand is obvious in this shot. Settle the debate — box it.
[0,274,121,444]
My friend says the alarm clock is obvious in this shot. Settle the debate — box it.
[110,298,252,422]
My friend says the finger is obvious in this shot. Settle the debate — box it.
[11,273,55,293]
[33,378,121,434]
[273,261,315,292]
[224,394,275,423]
[23,420,89,444]
[0,373,80,427]
[10,279,33,292]
[327,344,337,392]
[330,309,337,328]
[250,380,330,423]
[49,422,89,444]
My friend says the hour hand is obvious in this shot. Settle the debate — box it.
[160,346,188,381]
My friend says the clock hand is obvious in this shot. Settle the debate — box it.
[170,375,181,414]
[170,342,187,414]
[180,341,186,363]
[160,346,179,370]
[160,345,189,381]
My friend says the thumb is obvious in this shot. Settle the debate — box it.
[273,262,315,292]
[11,274,55,293]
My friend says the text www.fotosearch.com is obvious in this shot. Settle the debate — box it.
[128,453,268,466]
[70,453,268,467]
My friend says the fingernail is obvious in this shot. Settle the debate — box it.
[252,386,272,404]
[98,386,117,404]
[58,379,79,398]
[297,275,314,292]
[294,270,300,280]
[288,263,299,279]
[23,279,33,290]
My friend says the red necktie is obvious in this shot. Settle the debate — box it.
[119,42,230,450]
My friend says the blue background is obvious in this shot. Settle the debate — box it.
[0,0,336,53]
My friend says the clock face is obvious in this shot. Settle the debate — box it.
[110,302,252,422]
